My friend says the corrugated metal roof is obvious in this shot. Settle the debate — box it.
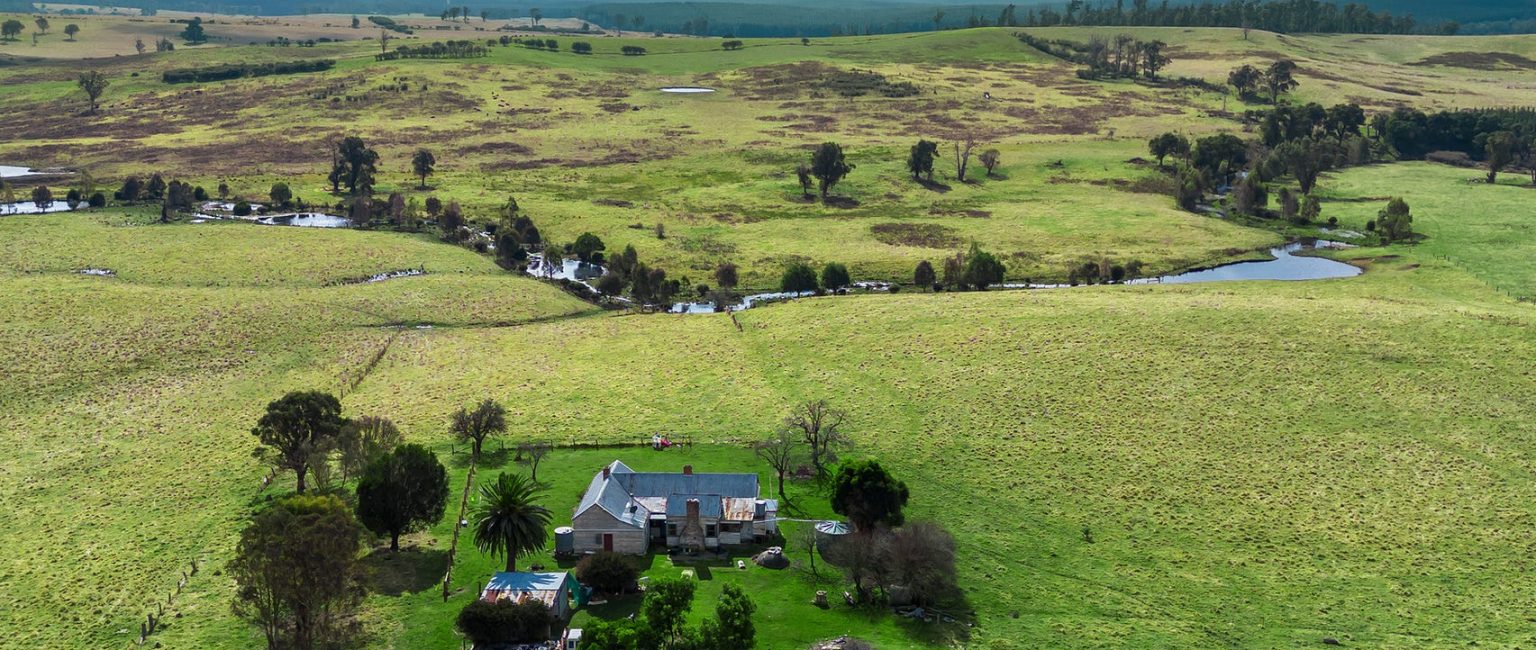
[664,495,723,518]
[481,572,573,607]
[574,461,759,526]
[722,497,757,521]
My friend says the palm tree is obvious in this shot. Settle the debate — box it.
[473,473,552,572]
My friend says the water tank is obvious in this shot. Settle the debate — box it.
[554,526,575,555]
[814,520,850,556]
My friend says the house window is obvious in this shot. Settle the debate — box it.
[667,524,678,537]
[721,523,742,534]
[705,524,717,538]
[593,534,604,545]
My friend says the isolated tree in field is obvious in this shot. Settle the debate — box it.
[784,399,849,477]
[411,148,435,188]
[754,428,802,500]
[951,135,978,182]
[516,442,552,483]
[907,139,939,181]
[1,20,23,41]
[962,242,1006,289]
[821,262,850,290]
[713,262,739,290]
[231,494,362,650]
[779,262,818,293]
[336,415,403,482]
[379,29,391,53]
[181,17,206,44]
[355,444,449,551]
[831,459,909,532]
[155,37,175,52]
[268,182,293,207]
[63,23,78,40]
[1377,197,1413,242]
[978,148,1001,177]
[1482,131,1516,184]
[74,70,109,114]
[913,259,936,289]
[529,7,542,26]
[794,163,814,198]
[34,16,48,34]
[451,398,506,460]
[251,391,346,494]
[1263,60,1299,103]
[331,137,379,195]
[473,473,552,572]
[30,185,53,210]
[810,142,853,199]
[133,36,145,53]
[699,583,756,649]
[1148,132,1189,168]
[1227,64,1261,99]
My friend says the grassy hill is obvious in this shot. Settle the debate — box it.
[3,23,1536,649]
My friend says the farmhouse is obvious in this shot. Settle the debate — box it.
[571,460,777,554]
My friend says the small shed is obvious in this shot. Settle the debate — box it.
[481,571,578,620]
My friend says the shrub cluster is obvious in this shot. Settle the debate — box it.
[162,59,335,84]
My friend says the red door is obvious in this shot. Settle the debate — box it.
[602,534,614,552]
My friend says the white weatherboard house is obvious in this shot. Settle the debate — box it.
[571,461,777,554]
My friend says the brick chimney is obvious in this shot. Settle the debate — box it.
[683,465,693,475]
[602,465,611,479]
[680,498,705,551]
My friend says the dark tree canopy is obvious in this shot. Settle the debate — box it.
[780,262,819,293]
[821,262,851,290]
[330,136,379,195]
[1148,132,1190,167]
[1377,197,1413,242]
[572,232,606,263]
[251,391,346,494]
[355,443,449,551]
[230,495,362,650]
[962,242,1006,290]
[810,142,854,198]
[575,551,639,594]
[831,459,910,533]
[411,148,436,189]
[913,259,936,289]
[907,139,939,181]
[456,599,555,646]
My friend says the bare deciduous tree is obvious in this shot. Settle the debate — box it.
[951,135,978,183]
[754,428,802,500]
[783,399,849,477]
[519,441,552,483]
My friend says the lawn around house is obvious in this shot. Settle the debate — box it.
[362,444,962,650]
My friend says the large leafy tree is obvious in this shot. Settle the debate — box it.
[639,578,695,647]
[809,142,854,199]
[700,583,756,648]
[451,398,506,459]
[472,473,552,572]
[330,136,379,195]
[1226,64,1261,98]
[230,495,362,650]
[961,242,1006,290]
[251,391,346,494]
[1263,59,1299,103]
[1,19,25,41]
[1482,130,1516,184]
[76,70,109,114]
[831,459,910,533]
[906,139,938,181]
[336,415,402,482]
[1148,132,1189,168]
[1377,197,1413,242]
[820,262,850,290]
[356,444,449,551]
[779,262,818,293]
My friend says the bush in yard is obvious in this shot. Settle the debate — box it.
[575,551,639,594]
[456,599,555,646]
[233,201,252,216]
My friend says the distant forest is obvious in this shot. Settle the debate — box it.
[9,0,1535,35]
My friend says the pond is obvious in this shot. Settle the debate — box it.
[254,213,352,228]
[525,255,604,282]
[1127,240,1360,285]
[1,201,81,215]
[660,87,716,94]
[0,165,40,178]
[667,241,1359,313]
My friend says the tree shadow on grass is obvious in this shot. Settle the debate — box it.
[822,195,862,209]
[447,445,514,470]
[915,178,952,193]
[362,546,450,596]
